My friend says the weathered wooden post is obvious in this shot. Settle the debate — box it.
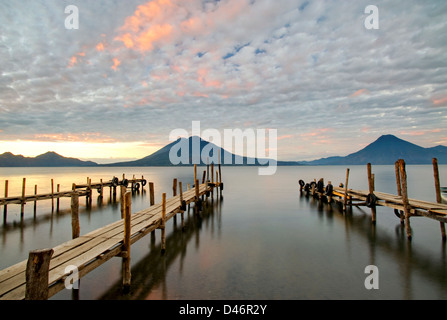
[51,178,54,211]
[87,178,92,206]
[34,185,37,216]
[25,248,54,300]
[179,181,185,230]
[149,182,155,206]
[161,193,166,254]
[56,184,60,212]
[344,169,350,211]
[21,178,26,218]
[99,179,104,199]
[71,192,80,239]
[120,185,126,218]
[395,161,405,224]
[194,164,197,185]
[433,158,446,241]
[3,180,8,222]
[173,178,177,197]
[211,163,215,198]
[122,191,132,288]
[195,179,200,212]
[207,158,210,182]
[399,159,412,240]
[218,152,223,195]
[112,176,117,201]
[367,163,377,223]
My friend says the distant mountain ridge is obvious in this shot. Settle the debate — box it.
[1,134,446,167]
[304,134,447,165]
[104,136,274,167]
[0,151,98,167]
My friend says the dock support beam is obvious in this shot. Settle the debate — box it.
[343,168,350,211]
[395,161,405,224]
[432,158,446,241]
[161,193,166,254]
[398,159,412,240]
[367,163,377,224]
[71,192,80,239]
[149,182,155,206]
[25,248,54,300]
[122,191,132,288]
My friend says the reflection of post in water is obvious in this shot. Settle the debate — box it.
[98,195,223,300]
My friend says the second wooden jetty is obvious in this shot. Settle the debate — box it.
[299,158,447,241]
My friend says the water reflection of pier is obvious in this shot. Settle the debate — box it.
[302,193,447,299]
[98,196,223,300]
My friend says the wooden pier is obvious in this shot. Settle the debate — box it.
[299,158,447,241]
[0,165,223,300]
[1,175,148,222]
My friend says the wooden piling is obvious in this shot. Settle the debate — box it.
[195,179,200,203]
[21,178,26,217]
[122,191,131,288]
[120,185,126,218]
[100,179,104,198]
[179,181,185,230]
[398,159,412,240]
[25,248,54,300]
[34,185,37,215]
[207,158,210,182]
[433,158,446,241]
[3,180,8,222]
[194,164,197,185]
[87,178,92,206]
[211,163,214,197]
[367,163,377,223]
[219,163,222,195]
[149,182,155,206]
[71,192,80,239]
[395,161,405,224]
[161,193,166,254]
[56,184,60,212]
[51,179,54,211]
[173,178,177,197]
[344,169,350,211]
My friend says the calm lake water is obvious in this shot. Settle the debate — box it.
[1,165,446,300]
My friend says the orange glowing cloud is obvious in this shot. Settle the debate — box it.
[96,42,105,51]
[111,58,121,71]
[68,56,77,68]
[278,134,293,140]
[114,0,175,52]
[350,88,369,97]
[67,52,86,68]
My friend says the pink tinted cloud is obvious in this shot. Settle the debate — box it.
[350,88,369,97]
[432,95,447,107]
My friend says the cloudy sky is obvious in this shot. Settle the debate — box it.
[1,0,446,163]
